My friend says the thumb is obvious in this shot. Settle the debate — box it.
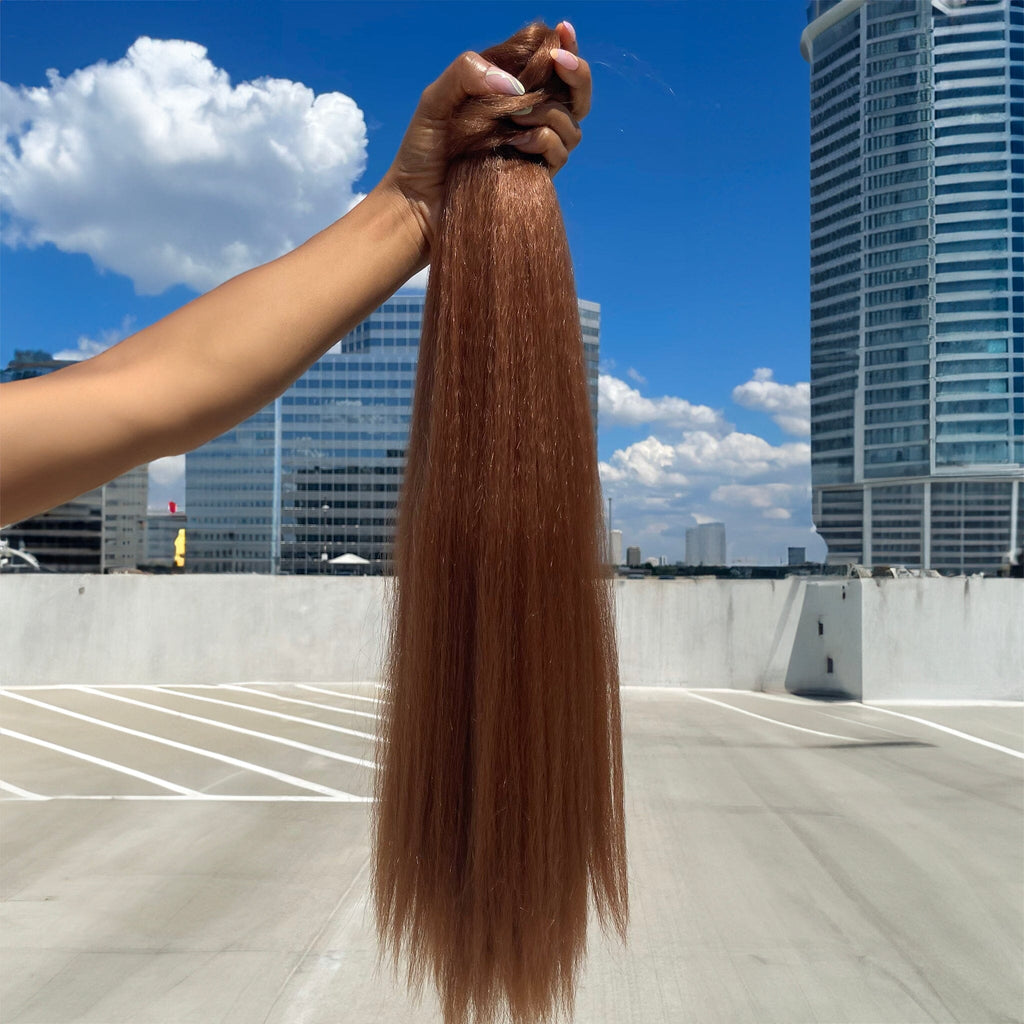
[417,51,525,121]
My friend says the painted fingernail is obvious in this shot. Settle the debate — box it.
[561,21,577,43]
[510,105,534,116]
[551,48,580,71]
[484,66,525,96]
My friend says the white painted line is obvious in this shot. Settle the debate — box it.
[0,778,48,800]
[0,691,357,799]
[741,690,839,703]
[81,688,377,771]
[684,691,863,742]
[863,705,1024,760]
[292,688,380,712]
[294,684,381,706]
[626,687,742,694]
[222,685,381,726]
[153,687,375,741]
[0,727,198,796]
[0,793,373,803]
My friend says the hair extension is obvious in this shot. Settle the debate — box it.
[373,24,627,1024]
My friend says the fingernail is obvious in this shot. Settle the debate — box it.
[509,132,533,145]
[510,105,534,116]
[551,48,580,71]
[484,66,525,96]
[561,20,577,43]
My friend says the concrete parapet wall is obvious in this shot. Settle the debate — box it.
[2,575,1021,700]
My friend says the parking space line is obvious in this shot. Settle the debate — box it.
[863,705,1024,760]
[82,688,377,770]
[154,687,375,741]
[685,691,863,742]
[0,794,371,803]
[295,684,381,706]
[0,727,198,796]
[223,685,380,724]
[0,691,360,799]
[0,777,48,800]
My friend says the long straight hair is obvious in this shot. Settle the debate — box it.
[373,24,627,1024]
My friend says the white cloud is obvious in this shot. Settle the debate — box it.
[52,315,136,361]
[1,37,367,295]
[731,367,810,437]
[599,371,825,565]
[399,267,429,292]
[147,454,186,511]
[599,373,728,433]
[149,454,185,487]
[626,367,647,386]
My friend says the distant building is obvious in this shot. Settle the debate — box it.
[685,522,727,566]
[146,505,188,569]
[789,546,808,566]
[0,351,147,571]
[186,297,601,573]
[802,0,1023,574]
[626,546,642,567]
[2,470,148,573]
[609,529,623,565]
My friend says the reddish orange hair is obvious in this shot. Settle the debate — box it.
[373,23,627,1024]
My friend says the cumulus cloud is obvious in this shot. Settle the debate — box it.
[602,431,809,487]
[599,373,728,433]
[147,454,186,511]
[599,371,824,564]
[731,367,810,437]
[149,454,185,487]
[1,37,367,294]
[52,315,136,361]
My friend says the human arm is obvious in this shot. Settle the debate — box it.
[0,22,590,526]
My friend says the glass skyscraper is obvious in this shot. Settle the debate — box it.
[186,296,601,573]
[802,0,1023,574]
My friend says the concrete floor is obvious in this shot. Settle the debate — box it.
[1,683,1021,1024]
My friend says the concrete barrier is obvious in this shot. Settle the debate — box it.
[2,575,1021,700]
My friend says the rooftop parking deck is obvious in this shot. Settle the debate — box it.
[1,683,1021,1023]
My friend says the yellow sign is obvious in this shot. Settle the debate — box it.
[174,528,186,568]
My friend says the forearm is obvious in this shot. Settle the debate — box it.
[0,183,426,525]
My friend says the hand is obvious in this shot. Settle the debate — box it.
[379,21,591,253]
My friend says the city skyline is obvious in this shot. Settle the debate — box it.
[5,2,825,564]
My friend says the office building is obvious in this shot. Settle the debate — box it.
[1,471,148,573]
[684,522,727,566]
[626,546,642,567]
[609,528,624,565]
[1,351,148,571]
[789,546,809,565]
[186,298,601,573]
[802,0,1023,574]
[145,505,187,569]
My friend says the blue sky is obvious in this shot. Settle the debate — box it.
[1,0,826,564]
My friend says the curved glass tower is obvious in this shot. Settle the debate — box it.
[802,0,1023,574]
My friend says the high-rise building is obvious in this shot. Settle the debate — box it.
[626,545,642,567]
[1,351,148,572]
[802,0,1023,574]
[609,528,624,565]
[186,297,602,573]
[684,522,727,566]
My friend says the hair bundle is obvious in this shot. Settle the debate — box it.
[373,24,627,1024]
